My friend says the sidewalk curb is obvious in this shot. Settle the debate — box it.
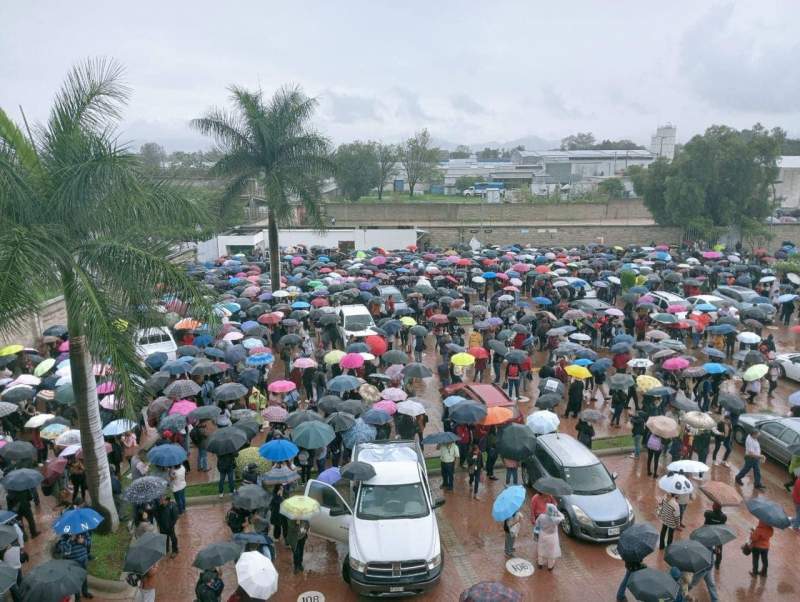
[187,493,229,506]
[595,447,634,456]
[87,575,135,596]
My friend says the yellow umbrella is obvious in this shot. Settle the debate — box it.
[280,495,321,520]
[0,345,23,357]
[324,350,346,365]
[451,352,476,367]
[743,364,768,382]
[400,316,417,327]
[636,375,662,392]
[565,364,592,379]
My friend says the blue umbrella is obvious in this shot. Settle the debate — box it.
[778,294,798,304]
[702,347,726,359]
[611,342,632,354]
[449,401,488,425]
[482,272,497,279]
[421,431,459,445]
[491,485,526,521]
[362,408,392,426]
[326,375,360,393]
[317,467,341,485]
[259,439,299,462]
[702,363,727,375]
[532,297,552,305]
[144,352,168,371]
[147,444,188,467]
[161,361,190,376]
[102,419,137,437]
[52,508,104,535]
[572,358,594,367]
[194,334,213,347]
[233,532,269,546]
[706,324,736,335]
[629,286,649,294]
[443,395,468,408]
[204,347,225,360]
[246,353,274,367]
[342,418,377,448]
[291,301,311,309]
[695,303,717,312]
[613,334,635,345]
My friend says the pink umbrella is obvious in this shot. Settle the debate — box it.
[385,364,404,380]
[291,256,304,266]
[702,251,722,259]
[637,295,654,304]
[512,263,531,273]
[0,440,8,449]
[495,273,509,281]
[666,305,686,314]
[169,400,198,416]
[293,357,317,369]
[248,346,272,356]
[262,406,289,422]
[58,340,70,352]
[381,387,408,402]
[662,357,690,371]
[99,394,124,410]
[370,256,387,266]
[340,353,365,370]
[96,381,116,395]
[373,400,397,415]
[268,380,296,393]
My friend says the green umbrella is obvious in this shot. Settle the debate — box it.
[54,384,75,405]
[292,420,335,449]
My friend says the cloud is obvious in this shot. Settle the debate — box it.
[321,90,384,124]
[680,3,800,113]
[392,87,432,121]
[540,87,593,120]
[450,94,487,115]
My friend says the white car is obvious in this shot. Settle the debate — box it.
[135,327,178,361]
[338,304,377,340]
[775,352,800,382]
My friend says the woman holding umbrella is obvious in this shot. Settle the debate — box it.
[466,444,484,500]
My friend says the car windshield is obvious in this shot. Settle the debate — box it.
[345,315,373,331]
[356,483,430,520]
[561,463,615,495]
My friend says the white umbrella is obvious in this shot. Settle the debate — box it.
[24,414,55,429]
[658,473,694,495]
[667,460,709,475]
[568,333,591,342]
[736,332,761,345]
[396,400,426,417]
[59,443,81,458]
[681,411,716,431]
[55,429,82,447]
[235,551,278,600]
[628,358,654,369]
[526,410,560,435]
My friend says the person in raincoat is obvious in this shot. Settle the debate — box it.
[534,503,564,570]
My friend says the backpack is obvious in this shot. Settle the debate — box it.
[646,434,662,452]
[507,364,519,378]
[226,509,246,533]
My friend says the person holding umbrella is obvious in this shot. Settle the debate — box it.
[703,503,728,568]
[286,518,309,573]
[438,438,459,491]
[169,463,187,515]
[466,444,484,500]
[154,493,179,558]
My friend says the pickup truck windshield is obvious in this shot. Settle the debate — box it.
[562,463,615,495]
[357,484,430,520]
[344,315,373,331]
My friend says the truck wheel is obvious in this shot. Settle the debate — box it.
[342,556,351,584]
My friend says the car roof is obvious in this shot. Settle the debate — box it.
[339,304,371,315]
[363,461,422,486]
[573,298,609,308]
[651,291,685,300]
[460,383,516,408]
[538,433,599,467]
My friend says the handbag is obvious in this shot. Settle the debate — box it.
[741,542,752,556]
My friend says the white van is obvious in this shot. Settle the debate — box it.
[134,327,178,361]
[338,304,376,340]
[305,440,444,596]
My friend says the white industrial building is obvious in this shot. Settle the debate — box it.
[776,156,800,210]
[650,124,677,160]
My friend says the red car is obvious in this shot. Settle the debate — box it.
[441,382,524,435]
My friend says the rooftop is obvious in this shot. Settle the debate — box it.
[515,149,655,160]
[779,156,800,169]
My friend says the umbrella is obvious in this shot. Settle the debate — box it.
[526,410,560,435]
[664,540,712,572]
[717,393,745,413]
[658,473,694,495]
[532,476,573,496]
[163,379,201,399]
[667,460,709,475]
[628,358,654,370]
[24,413,54,429]
[403,362,433,379]
[745,498,791,529]
[362,408,392,426]
[340,461,376,481]
[52,507,103,535]
[212,382,249,402]
[681,411,716,431]
[480,406,514,426]
[232,484,271,511]
[535,393,562,410]
[396,399,426,417]
[736,331,761,345]
[147,443,187,467]
[188,405,222,422]
[491,485,526,521]
[617,522,659,562]
[337,399,364,417]
[0,402,18,418]
[0,440,36,462]
[268,379,296,393]
[326,375,360,393]
[285,410,324,429]
[292,420,336,448]
[168,399,198,416]
[609,373,635,390]
[193,541,243,570]
[260,465,300,486]
[122,476,169,504]
[627,568,679,602]
[636,375,661,391]
[102,419,137,437]
[123,532,167,574]
[158,414,187,433]
[235,551,279,600]
[342,418,377,448]
[690,525,737,549]
[318,467,341,485]
[579,409,605,423]
[497,423,537,461]
[743,364,768,381]
[259,439,299,462]
[206,427,248,455]
[646,416,679,438]
[1,468,44,493]
[358,383,382,403]
[381,387,408,401]
[460,581,522,602]
[261,405,288,423]
[232,419,261,440]
[279,495,321,520]
[449,401,487,424]
[20,559,87,602]
[565,364,592,379]
[699,481,742,507]
[422,431,459,445]
[326,411,357,433]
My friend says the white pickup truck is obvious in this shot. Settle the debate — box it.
[304,440,444,596]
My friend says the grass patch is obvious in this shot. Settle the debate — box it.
[88,529,131,580]
[593,434,634,450]
[425,457,441,472]
[186,480,240,498]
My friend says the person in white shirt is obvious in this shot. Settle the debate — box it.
[735,431,765,490]
[169,464,187,514]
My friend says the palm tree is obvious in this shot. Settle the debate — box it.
[0,59,208,529]
[193,85,333,288]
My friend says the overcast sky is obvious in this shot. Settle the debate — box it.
[3,1,799,151]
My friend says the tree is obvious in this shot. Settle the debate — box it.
[631,124,782,240]
[374,143,398,200]
[139,142,166,172]
[0,59,209,531]
[454,175,484,192]
[334,141,380,201]
[593,139,644,150]
[449,145,471,159]
[560,132,596,150]
[476,147,500,161]
[400,129,439,197]
[597,177,625,199]
[193,85,334,287]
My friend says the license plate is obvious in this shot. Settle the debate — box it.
[608,527,620,536]
[390,587,405,593]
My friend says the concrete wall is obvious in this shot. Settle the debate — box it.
[776,167,800,209]
[0,296,68,348]
[322,199,653,225]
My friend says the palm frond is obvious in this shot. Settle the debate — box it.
[190,107,252,152]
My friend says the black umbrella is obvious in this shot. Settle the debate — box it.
[538,377,565,396]
[0,525,19,549]
[212,382,248,402]
[532,476,573,496]
[627,568,679,602]
[232,420,261,441]
[449,402,488,424]
[745,498,791,529]
[122,476,169,504]
[609,373,635,390]
[123,532,167,574]
[497,423,537,461]
[206,427,248,455]
[1,386,34,403]
[717,393,745,413]
[192,541,243,570]
[341,461,376,481]
[421,431,459,445]
[669,395,699,412]
[505,350,527,364]
[232,484,270,511]
[535,393,562,409]
[279,334,302,347]
[317,394,343,415]
[188,405,222,422]
[337,399,365,417]
[664,540,712,572]
[20,559,87,602]
[0,440,36,462]
[617,522,659,562]
[383,350,410,365]
[403,362,432,378]
[43,325,68,337]
[689,525,737,549]
[286,410,325,429]
[1,468,43,492]
[326,412,357,432]
[487,340,508,355]
[0,562,16,594]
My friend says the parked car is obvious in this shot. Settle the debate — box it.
[733,413,800,466]
[650,291,689,313]
[569,298,610,314]
[522,434,635,542]
[338,304,376,340]
[775,352,800,382]
[135,327,177,361]
[712,286,776,321]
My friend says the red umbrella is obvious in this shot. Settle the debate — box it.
[468,347,489,359]
[257,313,282,325]
[365,336,388,356]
